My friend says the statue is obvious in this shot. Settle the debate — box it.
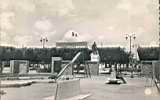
[92,42,98,54]
[90,42,100,62]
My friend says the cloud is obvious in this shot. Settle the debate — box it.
[57,0,75,16]
[14,35,32,46]
[37,0,75,17]
[117,0,132,11]
[0,0,158,47]
[149,41,158,47]
[0,12,15,30]
[0,31,9,44]
[34,19,53,32]
[15,0,36,13]
[0,1,9,10]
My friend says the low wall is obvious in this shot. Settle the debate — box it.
[55,79,80,100]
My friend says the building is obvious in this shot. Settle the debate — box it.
[56,41,88,48]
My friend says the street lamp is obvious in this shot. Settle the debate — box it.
[40,37,48,48]
[125,33,136,78]
[125,34,136,55]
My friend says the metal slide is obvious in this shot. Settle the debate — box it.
[56,52,81,80]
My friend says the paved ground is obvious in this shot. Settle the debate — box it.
[80,76,160,100]
[1,75,160,100]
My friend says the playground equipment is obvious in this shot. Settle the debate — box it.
[56,52,81,80]
[105,66,126,84]
[141,61,160,92]
[48,52,91,100]
[51,57,62,74]
[153,61,160,92]
[141,61,154,87]
[10,60,29,74]
[0,79,6,100]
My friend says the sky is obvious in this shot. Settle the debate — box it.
[0,0,159,48]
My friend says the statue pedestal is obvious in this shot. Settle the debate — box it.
[87,53,100,76]
[86,61,99,75]
[90,53,100,62]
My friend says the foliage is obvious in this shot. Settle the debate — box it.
[98,47,129,64]
[137,47,159,61]
[0,46,129,64]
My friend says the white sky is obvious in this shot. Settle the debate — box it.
[0,0,159,48]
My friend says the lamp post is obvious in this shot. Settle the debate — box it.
[125,33,136,78]
[125,34,136,55]
[40,37,48,48]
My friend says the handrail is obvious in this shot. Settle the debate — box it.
[56,52,81,80]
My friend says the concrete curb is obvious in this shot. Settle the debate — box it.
[1,81,33,88]
[43,93,91,100]
[1,79,55,88]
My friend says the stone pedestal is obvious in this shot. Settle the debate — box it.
[51,57,62,74]
[90,53,100,62]
[10,60,29,74]
[86,61,99,75]
[88,51,100,75]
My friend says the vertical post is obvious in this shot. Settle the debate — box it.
[159,0,160,60]
[0,76,2,100]
[0,8,1,100]
[129,36,132,54]
[129,36,133,78]
[43,39,45,48]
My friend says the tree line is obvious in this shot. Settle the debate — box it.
[0,46,130,64]
[137,47,159,61]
